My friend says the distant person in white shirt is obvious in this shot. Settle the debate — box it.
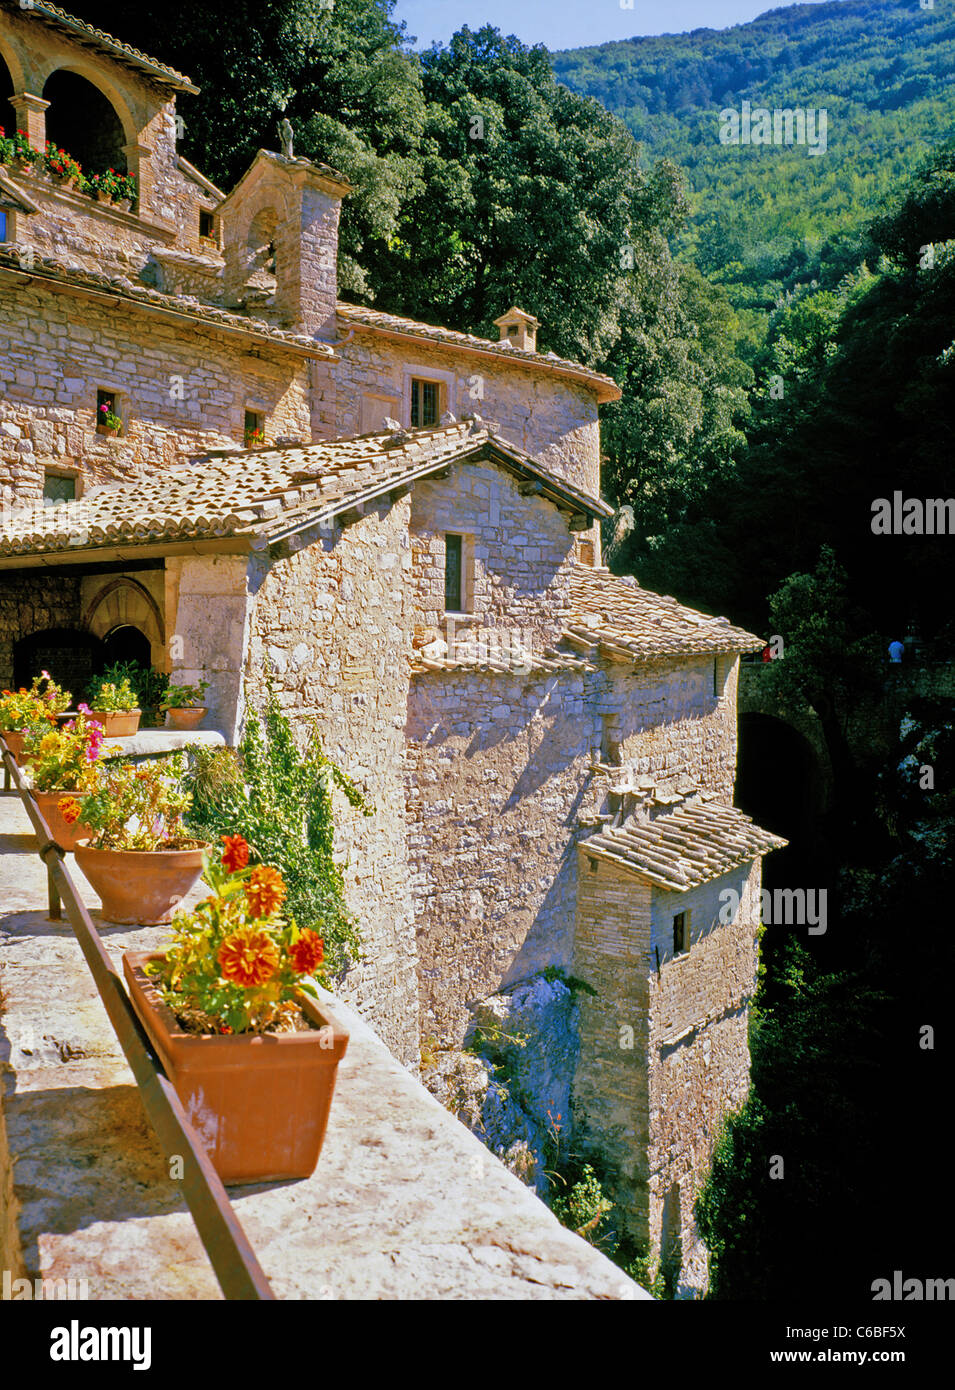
[888,640,905,663]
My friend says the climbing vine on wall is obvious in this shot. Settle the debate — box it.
[185,685,372,977]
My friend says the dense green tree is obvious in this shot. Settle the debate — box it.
[369,25,687,366]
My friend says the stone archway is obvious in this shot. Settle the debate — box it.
[82,577,164,668]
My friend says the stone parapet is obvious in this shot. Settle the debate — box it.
[0,794,649,1301]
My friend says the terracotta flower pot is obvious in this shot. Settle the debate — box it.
[33,790,93,852]
[1,729,28,765]
[164,706,207,731]
[74,842,206,924]
[88,709,141,736]
[123,952,349,1184]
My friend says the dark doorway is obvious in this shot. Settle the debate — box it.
[13,628,105,697]
[103,624,151,670]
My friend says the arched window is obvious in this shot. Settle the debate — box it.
[0,52,16,141]
[42,70,126,176]
[247,206,279,273]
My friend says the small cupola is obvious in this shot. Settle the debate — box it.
[493,306,540,352]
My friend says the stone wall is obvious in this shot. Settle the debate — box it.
[0,568,81,686]
[407,667,603,1045]
[573,848,763,1296]
[409,460,578,647]
[165,555,251,741]
[329,329,602,537]
[612,656,740,800]
[573,857,653,1232]
[0,279,312,499]
[244,500,419,1066]
[646,865,762,1295]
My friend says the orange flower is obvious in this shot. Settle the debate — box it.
[217,927,279,987]
[57,796,82,825]
[221,833,250,873]
[289,929,324,974]
[245,864,286,919]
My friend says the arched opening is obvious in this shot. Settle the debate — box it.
[102,623,151,670]
[247,206,279,275]
[0,52,16,142]
[42,70,126,176]
[13,627,105,696]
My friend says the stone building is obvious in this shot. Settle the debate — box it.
[0,2,784,1294]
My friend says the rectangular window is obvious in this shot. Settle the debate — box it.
[411,378,440,428]
[445,534,463,612]
[199,210,216,241]
[43,473,76,507]
[0,212,7,241]
[96,389,120,435]
[673,911,690,956]
[244,409,265,448]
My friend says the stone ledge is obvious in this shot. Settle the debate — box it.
[100,728,227,759]
[0,793,649,1300]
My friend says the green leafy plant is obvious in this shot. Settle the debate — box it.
[183,686,370,976]
[145,834,327,1035]
[78,753,197,850]
[161,679,210,710]
[81,168,137,203]
[97,401,123,432]
[86,672,139,712]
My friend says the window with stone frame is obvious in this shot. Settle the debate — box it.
[43,472,76,507]
[410,377,441,428]
[0,212,6,242]
[96,388,121,435]
[444,533,464,612]
[244,408,265,448]
[199,209,217,243]
[673,910,690,956]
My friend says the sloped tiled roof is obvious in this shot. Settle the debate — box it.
[337,303,621,403]
[580,803,787,891]
[0,422,609,563]
[8,1,199,91]
[565,565,763,659]
[0,244,333,356]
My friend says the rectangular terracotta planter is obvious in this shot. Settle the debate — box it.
[123,952,349,1185]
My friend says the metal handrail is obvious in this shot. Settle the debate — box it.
[1,741,276,1301]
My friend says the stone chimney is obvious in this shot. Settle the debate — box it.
[493,306,540,352]
[217,150,353,340]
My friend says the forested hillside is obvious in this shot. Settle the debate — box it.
[554,0,955,338]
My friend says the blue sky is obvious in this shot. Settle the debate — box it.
[393,0,835,51]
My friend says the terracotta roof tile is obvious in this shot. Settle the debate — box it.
[337,303,621,403]
[0,423,607,562]
[565,565,763,659]
[0,244,334,355]
[581,802,787,890]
